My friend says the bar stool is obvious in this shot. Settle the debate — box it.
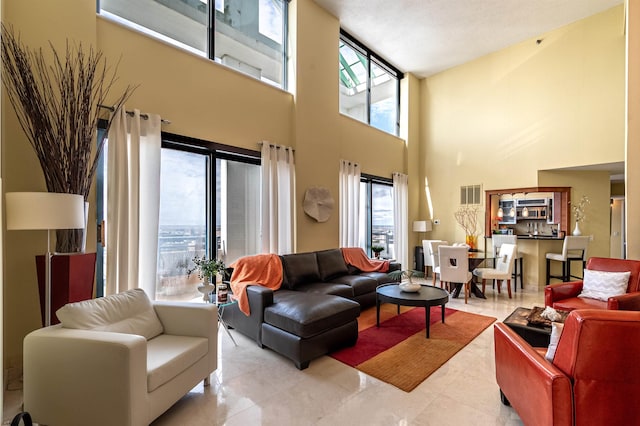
[545,235,590,285]
[492,235,523,291]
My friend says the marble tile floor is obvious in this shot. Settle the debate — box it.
[4,279,542,425]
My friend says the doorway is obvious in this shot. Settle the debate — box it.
[610,197,625,259]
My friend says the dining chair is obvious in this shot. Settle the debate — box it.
[492,235,523,291]
[422,239,441,276]
[438,245,473,303]
[428,240,449,287]
[545,236,590,285]
[473,243,517,299]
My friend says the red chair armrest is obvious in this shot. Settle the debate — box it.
[544,281,584,306]
[607,291,640,310]
[494,323,573,426]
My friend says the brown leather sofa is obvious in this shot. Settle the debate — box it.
[494,309,640,426]
[545,257,640,311]
[221,248,400,369]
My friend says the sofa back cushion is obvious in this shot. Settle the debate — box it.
[281,252,321,289]
[56,288,164,340]
[316,249,349,281]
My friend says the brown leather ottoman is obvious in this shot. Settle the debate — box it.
[261,290,360,369]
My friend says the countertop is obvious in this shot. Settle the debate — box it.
[486,234,564,240]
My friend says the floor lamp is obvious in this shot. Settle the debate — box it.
[6,192,85,326]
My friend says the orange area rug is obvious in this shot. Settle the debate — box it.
[330,305,496,392]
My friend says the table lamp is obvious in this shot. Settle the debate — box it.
[413,220,432,237]
[6,192,85,326]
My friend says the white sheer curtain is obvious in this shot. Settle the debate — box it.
[260,142,295,254]
[106,107,162,297]
[339,160,361,247]
[393,172,409,270]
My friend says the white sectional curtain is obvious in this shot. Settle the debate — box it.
[393,172,409,270]
[106,107,162,297]
[260,142,295,254]
[339,159,361,247]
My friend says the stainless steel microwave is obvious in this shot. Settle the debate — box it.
[517,206,547,219]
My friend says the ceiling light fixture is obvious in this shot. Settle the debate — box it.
[522,192,529,217]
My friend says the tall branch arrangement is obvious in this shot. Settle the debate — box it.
[454,206,480,236]
[572,195,590,224]
[1,24,135,252]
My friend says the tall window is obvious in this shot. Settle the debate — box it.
[360,175,394,258]
[339,30,403,136]
[99,0,289,89]
[98,133,261,301]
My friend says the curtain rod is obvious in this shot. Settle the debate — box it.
[98,104,171,124]
[258,141,295,152]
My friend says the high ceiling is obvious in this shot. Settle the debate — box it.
[313,0,624,78]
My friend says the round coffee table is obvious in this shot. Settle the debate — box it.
[376,283,449,338]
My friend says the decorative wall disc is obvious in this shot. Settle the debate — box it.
[303,187,334,223]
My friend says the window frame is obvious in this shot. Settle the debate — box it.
[339,29,404,135]
[360,173,394,257]
[95,125,261,297]
[160,133,261,268]
[97,0,290,90]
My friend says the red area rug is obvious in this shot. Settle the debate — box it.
[330,305,496,392]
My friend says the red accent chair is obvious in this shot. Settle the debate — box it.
[494,309,640,426]
[544,257,640,311]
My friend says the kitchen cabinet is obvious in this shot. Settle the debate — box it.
[484,187,571,238]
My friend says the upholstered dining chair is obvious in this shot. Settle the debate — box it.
[428,240,449,287]
[545,236,589,285]
[422,239,441,276]
[438,245,473,303]
[492,235,523,291]
[473,243,517,299]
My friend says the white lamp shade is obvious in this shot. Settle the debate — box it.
[413,220,432,232]
[6,192,85,230]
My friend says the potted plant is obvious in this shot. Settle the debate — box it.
[187,256,226,301]
[371,245,385,259]
[1,25,134,319]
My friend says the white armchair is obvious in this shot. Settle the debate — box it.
[23,289,217,426]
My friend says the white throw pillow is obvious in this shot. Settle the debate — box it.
[56,288,164,340]
[545,322,565,362]
[578,269,631,302]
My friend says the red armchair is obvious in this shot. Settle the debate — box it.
[494,309,640,426]
[544,257,640,311]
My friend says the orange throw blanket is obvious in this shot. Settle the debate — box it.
[229,254,283,316]
[341,247,390,272]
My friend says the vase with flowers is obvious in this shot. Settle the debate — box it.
[187,256,226,302]
[454,206,481,250]
[572,195,590,236]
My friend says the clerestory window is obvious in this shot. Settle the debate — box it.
[339,30,403,136]
[99,0,289,89]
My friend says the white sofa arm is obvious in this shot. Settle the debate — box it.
[153,302,217,337]
[24,326,149,426]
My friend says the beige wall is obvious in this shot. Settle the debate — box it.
[1,0,632,367]
[2,0,409,366]
[421,5,625,278]
[627,0,640,259]
[2,0,99,370]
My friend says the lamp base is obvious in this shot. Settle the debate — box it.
[35,252,96,326]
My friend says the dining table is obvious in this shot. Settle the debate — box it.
[450,251,493,299]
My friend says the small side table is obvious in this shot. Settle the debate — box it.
[216,299,238,346]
